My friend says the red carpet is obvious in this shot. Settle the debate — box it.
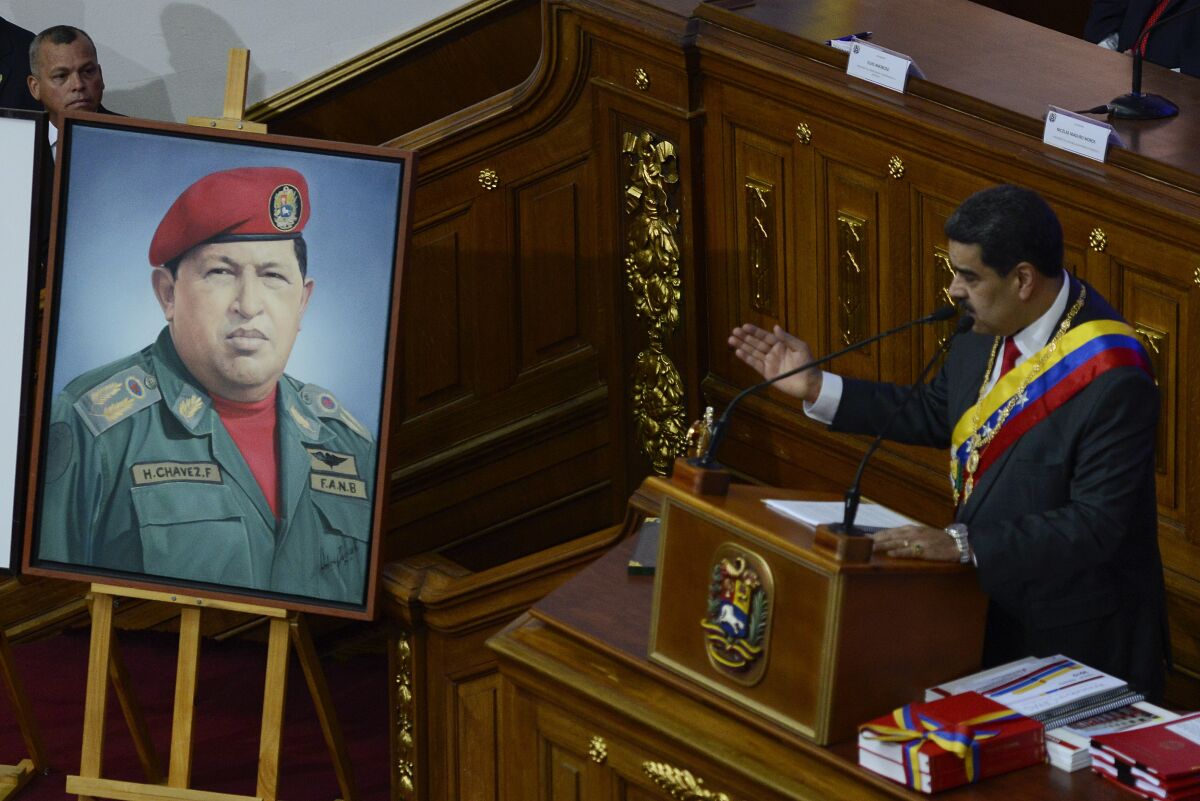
[0,628,389,800]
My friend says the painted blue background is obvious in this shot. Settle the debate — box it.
[50,123,404,435]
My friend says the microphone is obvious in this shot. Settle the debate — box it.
[697,304,959,469]
[1108,2,1200,119]
[829,312,976,535]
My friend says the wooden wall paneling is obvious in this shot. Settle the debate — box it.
[256,0,544,145]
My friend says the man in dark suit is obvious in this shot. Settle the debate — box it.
[0,16,38,110]
[729,185,1168,699]
[1085,0,1200,77]
[27,25,110,142]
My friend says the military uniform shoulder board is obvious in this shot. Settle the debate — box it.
[299,383,373,442]
[73,365,162,437]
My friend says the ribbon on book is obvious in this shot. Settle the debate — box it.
[860,705,1025,792]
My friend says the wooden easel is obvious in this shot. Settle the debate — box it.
[67,586,356,801]
[0,629,46,799]
[66,51,357,801]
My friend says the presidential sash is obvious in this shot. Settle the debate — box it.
[950,319,1152,504]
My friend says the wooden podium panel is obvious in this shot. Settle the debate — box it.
[491,534,1131,801]
[647,477,986,745]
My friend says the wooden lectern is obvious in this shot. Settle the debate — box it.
[647,474,987,745]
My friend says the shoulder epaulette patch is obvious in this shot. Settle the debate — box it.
[300,383,373,442]
[73,365,162,436]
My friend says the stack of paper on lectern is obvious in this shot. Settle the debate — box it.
[1091,711,1200,799]
[763,499,918,531]
[925,655,1145,731]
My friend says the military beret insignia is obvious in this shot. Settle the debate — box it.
[270,184,302,232]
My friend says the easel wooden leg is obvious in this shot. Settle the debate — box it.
[168,608,201,788]
[291,616,356,801]
[0,632,46,770]
[0,630,45,800]
[78,592,114,801]
[256,617,290,801]
[108,637,162,785]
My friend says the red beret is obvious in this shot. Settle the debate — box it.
[148,167,311,266]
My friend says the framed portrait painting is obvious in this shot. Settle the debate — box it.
[22,113,414,620]
[0,109,47,574]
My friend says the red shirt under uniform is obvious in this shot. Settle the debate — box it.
[211,388,280,519]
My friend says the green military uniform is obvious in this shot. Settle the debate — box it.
[38,327,375,605]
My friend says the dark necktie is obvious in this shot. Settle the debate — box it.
[999,336,1021,378]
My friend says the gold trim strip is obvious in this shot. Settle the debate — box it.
[836,212,868,346]
[246,0,525,121]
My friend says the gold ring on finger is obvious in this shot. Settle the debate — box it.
[914,543,923,554]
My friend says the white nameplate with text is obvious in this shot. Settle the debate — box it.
[846,40,923,93]
[1042,106,1124,163]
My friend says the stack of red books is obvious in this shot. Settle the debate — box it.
[858,691,1045,793]
[1091,711,1200,799]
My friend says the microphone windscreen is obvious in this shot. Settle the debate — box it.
[927,304,957,322]
[956,314,976,333]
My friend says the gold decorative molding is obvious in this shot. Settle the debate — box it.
[1193,266,1200,286]
[643,761,732,801]
[1088,227,1107,252]
[394,633,416,798]
[478,168,500,190]
[1134,323,1169,474]
[246,0,525,121]
[933,246,955,305]
[634,67,651,91]
[745,181,776,316]
[887,155,905,179]
[623,129,687,475]
[795,122,812,145]
[588,736,608,764]
[837,212,869,346]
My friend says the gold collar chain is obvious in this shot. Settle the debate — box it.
[952,285,1086,505]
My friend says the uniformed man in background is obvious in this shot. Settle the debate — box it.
[38,166,375,605]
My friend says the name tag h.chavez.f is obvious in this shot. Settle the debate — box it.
[131,461,222,485]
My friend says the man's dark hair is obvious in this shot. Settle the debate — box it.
[944,185,1062,278]
[29,25,97,74]
[163,236,308,279]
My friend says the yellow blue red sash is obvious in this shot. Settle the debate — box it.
[951,319,1151,499]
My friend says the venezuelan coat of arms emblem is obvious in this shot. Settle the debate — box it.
[700,546,772,685]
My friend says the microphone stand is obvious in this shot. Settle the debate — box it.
[672,305,958,495]
[829,313,976,536]
[1108,3,1200,119]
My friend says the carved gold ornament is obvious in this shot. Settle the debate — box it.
[795,122,812,145]
[588,736,608,764]
[1193,266,1200,286]
[746,182,776,316]
[478,168,500,190]
[643,762,731,801]
[1088,227,1107,252]
[395,633,416,797]
[623,130,687,474]
[887,155,905,179]
[634,67,651,90]
[837,212,868,346]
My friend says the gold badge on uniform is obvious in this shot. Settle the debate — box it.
[270,183,302,232]
[177,395,204,421]
[289,405,319,437]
